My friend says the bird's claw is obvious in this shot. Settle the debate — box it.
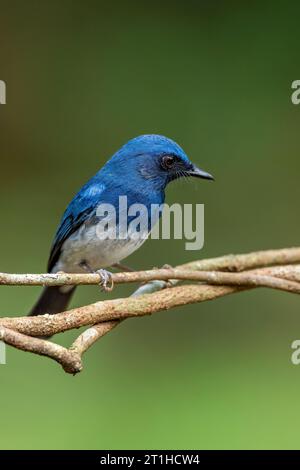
[96,269,114,292]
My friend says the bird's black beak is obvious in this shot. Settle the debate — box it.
[187,164,214,181]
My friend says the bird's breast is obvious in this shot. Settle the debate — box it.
[52,222,149,273]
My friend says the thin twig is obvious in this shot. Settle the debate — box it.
[0,254,300,290]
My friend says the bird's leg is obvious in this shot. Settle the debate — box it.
[79,260,114,292]
[79,260,94,274]
[111,262,135,272]
[95,269,114,292]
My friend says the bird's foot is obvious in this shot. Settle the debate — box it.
[79,261,114,292]
[96,269,114,292]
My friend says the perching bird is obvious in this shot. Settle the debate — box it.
[30,134,214,316]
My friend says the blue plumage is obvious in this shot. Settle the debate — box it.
[31,134,214,316]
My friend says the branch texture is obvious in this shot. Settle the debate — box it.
[1,247,300,374]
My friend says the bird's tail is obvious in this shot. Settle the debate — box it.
[29,286,76,316]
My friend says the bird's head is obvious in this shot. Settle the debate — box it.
[104,134,214,192]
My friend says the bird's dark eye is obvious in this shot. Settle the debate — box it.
[161,155,175,170]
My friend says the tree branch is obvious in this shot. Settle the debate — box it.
[0,247,300,374]
[1,247,300,287]
[0,325,83,373]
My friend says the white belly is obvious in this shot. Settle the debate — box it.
[52,223,148,273]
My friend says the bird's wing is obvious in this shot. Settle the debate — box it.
[48,182,105,272]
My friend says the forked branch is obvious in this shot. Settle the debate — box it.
[0,247,300,374]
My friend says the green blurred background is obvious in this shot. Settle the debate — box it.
[0,0,300,450]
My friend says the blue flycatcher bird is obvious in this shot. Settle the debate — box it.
[30,134,213,316]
